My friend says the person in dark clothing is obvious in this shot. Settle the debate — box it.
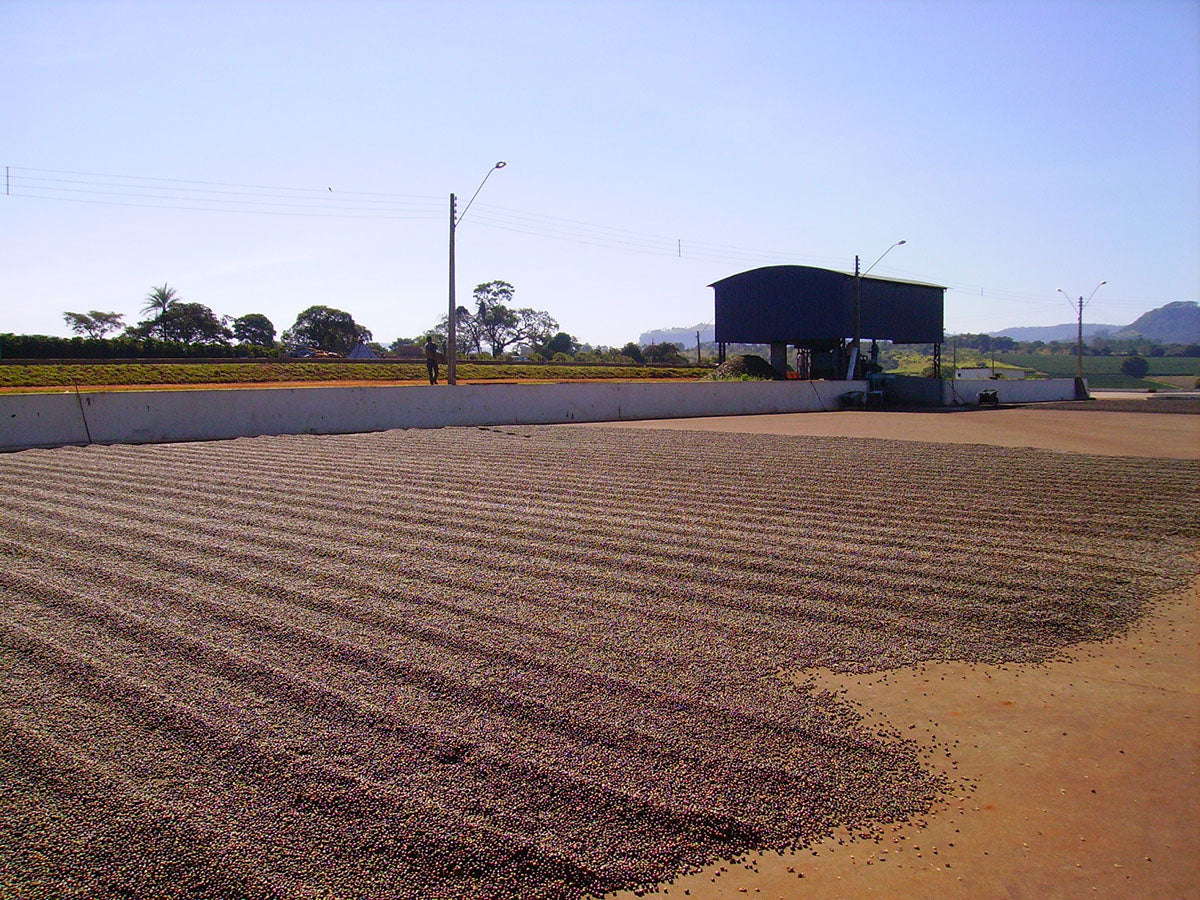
[424,337,440,385]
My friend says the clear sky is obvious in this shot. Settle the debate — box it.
[3,0,1198,347]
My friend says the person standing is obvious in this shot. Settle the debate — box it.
[424,336,440,385]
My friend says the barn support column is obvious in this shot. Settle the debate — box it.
[769,342,788,376]
[932,342,941,379]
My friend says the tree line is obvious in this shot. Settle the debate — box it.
[34,280,692,364]
[419,280,688,364]
[947,332,1200,358]
[60,284,281,350]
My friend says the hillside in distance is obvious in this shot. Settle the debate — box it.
[991,323,1120,342]
[639,301,1199,348]
[1116,301,1199,342]
[991,301,1198,344]
[638,323,714,346]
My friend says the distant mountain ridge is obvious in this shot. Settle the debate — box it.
[990,323,1119,342]
[1119,301,1199,342]
[639,301,1199,348]
[991,300,1198,344]
[638,323,714,346]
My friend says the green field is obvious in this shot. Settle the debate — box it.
[0,361,706,390]
[992,354,1200,390]
[994,354,1200,376]
[4,356,1195,392]
[885,351,1200,390]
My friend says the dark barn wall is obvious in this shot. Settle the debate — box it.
[713,267,851,343]
[712,265,943,345]
[857,278,944,343]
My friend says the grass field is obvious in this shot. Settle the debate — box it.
[993,354,1200,389]
[4,356,1195,392]
[993,354,1200,375]
[887,352,1200,391]
[2,427,1196,899]
[0,361,706,390]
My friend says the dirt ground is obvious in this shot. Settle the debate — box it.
[606,403,1200,899]
[2,399,1195,899]
[600,402,1200,459]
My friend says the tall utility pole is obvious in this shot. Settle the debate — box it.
[1058,281,1106,380]
[852,254,861,372]
[447,162,506,385]
[852,240,905,379]
[1074,295,1083,379]
[447,193,457,383]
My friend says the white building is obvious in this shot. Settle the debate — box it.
[955,367,1025,380]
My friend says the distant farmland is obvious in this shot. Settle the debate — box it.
[0,361,705,391]
[2,427,1197,899]
[995,354,1200,389]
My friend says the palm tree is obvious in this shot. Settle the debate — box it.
[141,283,180,318]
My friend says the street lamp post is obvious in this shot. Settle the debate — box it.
[1057,281,1105,380]
[448,161,506,385]
[852,240,906,378]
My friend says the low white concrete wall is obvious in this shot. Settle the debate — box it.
[889,374,1085,406]
[944,378,1084,405]
[0,379,862,451]
[0,392,93,449]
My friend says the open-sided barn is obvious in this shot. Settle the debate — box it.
[710,265,946,378]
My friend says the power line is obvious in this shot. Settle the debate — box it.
[8,165,437,199]
[4,164,1151,311]
[5,167,443,218]
[16,173,442,209]
[8,191,442,220]
[5,166,836,266]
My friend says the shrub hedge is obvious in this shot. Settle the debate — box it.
[0,361,705,389]
[0,333,279,360]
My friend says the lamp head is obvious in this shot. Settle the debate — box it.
[495,161,507,169]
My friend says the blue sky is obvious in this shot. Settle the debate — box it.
[3,0,1197,347]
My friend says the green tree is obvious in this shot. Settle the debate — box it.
[618,342,645,363]
[436,305,484,355]
[515,309,558,353]
[62,310,125,339]
[282,305,371,354]
[232,313,276,346]
[389,337,422,355]
[141,284,180,319]
[473,281,519,355]
[470,281,558,356]
[129,302,231,344]
[133,284,185,339]
[1120,355,1149,377]
[534,331,580,359]
[643,341,687,364]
